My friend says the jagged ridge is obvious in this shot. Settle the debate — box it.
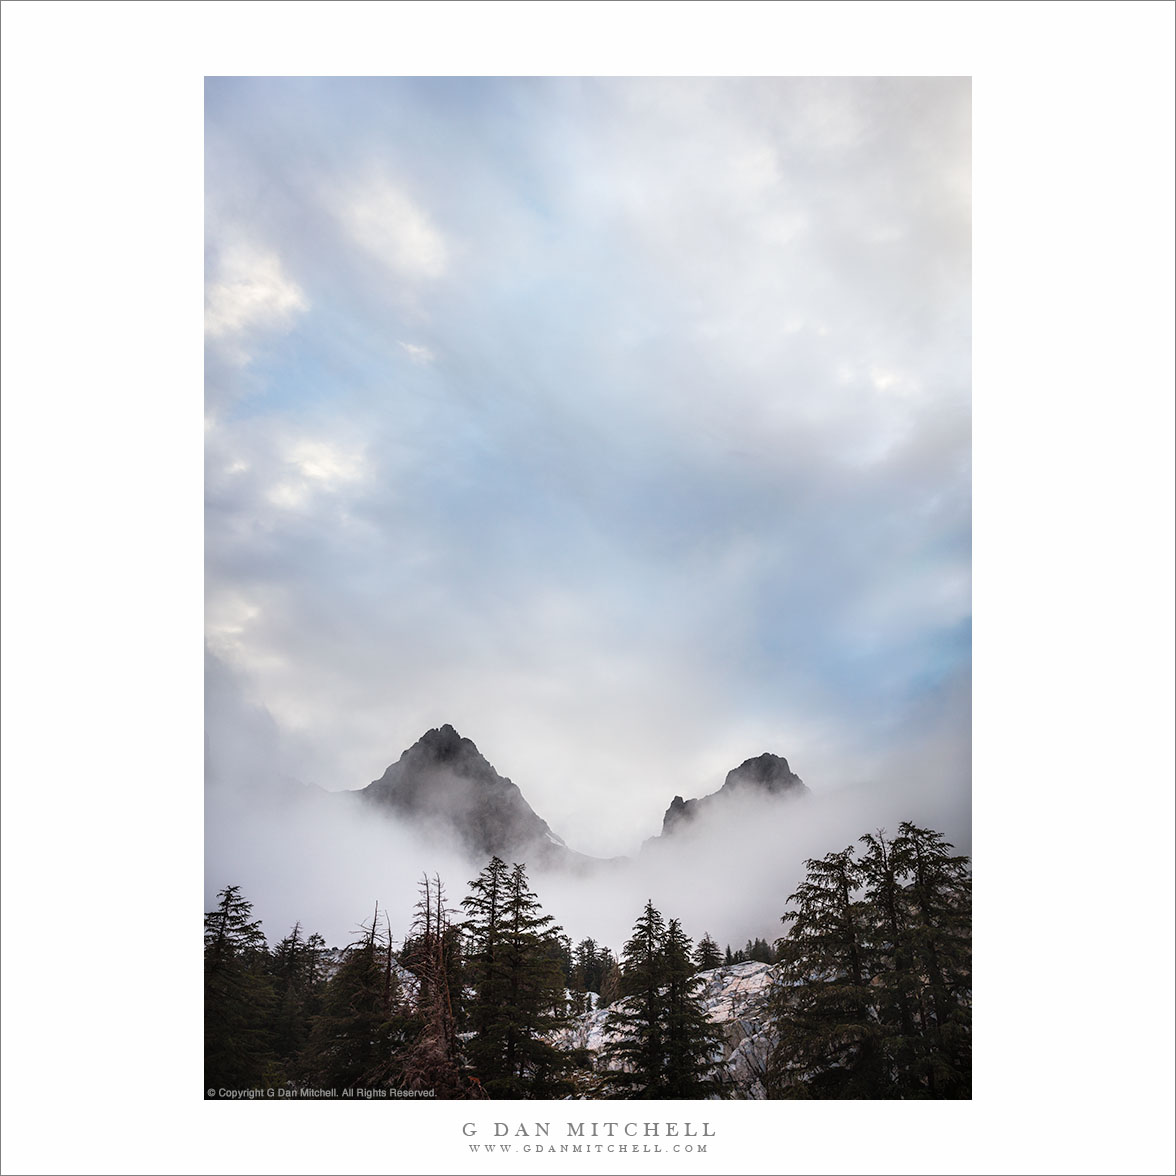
[354,725,809,868]
[657,752,809,838]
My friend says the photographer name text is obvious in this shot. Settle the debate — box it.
[463,1121,713,1153]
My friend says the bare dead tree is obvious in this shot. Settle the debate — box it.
[396,873,472,1096]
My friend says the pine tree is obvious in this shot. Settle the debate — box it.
[601,900,666,1097]
[461,859,579,1097]
[840,825,971,1098]
[765,825,971,1099]
[857,829,919,1095]
[460,854,510,1093]
[662,920,725,1097]
[539,932,573,1019]
[267,922,329,1075]
[598,955,623,1009]
[301,905,414,1092]
[694,932,723,973]
[601,902,724,1098]
[749,937,773,963]
[553,932,574,993]
[573,937,602,994]
[895,822,971,1097]
[766,847,883,1098]
[205,885,275,1091]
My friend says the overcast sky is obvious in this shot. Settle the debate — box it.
[205,77,971,857]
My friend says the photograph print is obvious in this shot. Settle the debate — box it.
[204,75,972,1101]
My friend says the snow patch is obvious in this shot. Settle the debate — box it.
[550,960,780,1098]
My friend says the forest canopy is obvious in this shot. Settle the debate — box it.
[205,824,970,1099]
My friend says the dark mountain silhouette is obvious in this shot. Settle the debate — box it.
[352,725,809,868]
[354,724,595,869]
[650,752,810,844]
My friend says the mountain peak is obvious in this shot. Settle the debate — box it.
[413,723,476,762]
[721,752,803,796]
[652,751,809,841]
[356,726,591,868]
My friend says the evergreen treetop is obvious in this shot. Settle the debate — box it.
[766,825,971,1099]
[601,901,725,1099]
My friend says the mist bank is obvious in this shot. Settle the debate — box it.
[205,742,968,955]
[206,642,968,951]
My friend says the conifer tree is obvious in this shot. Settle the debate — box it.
[748,937,773,963]
[766,847,883,1098]
[894,822,971,1097]
[857,829,919,1094]
[661,919,725,1097]
[598,956,623,1009]
[553,932,574,993]
[204,885,275,1091]
[601,903,724,1098]
[302,905,414,1092]
[601,900,666,1097]
[460,856,510,1034]
[461,859,579,1097]
[765,824,971,1099]
[694,932,723,973]
[573,937,602,994]
[267,922,329,1074]
[538,932,573,1019]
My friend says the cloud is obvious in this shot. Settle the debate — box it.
[264,437,369,509]
[204,76,971,875]
[399,341,435,364]
[206,651,969,952]
[204,241,307,350]
[334,174,448,280]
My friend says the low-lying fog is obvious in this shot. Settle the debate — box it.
[206,691,969,955]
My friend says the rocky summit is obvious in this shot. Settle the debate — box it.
[656,752,809,839]
[353,724,809,868]
[356,724,589,868]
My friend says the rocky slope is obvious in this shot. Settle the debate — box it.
[354,724,595,869]
[652,752,809,842]
[550,960,779,1098]
[351,724,809,873]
